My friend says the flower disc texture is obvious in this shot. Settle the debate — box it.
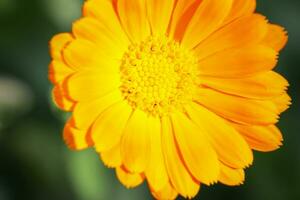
[49,0,290,199]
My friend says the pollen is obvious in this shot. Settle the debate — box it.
[120,36,200,116]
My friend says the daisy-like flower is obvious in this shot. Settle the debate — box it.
[49,0,290,199]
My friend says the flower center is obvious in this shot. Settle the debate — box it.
[120,36,199,117]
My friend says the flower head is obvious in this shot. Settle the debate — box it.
[49,0,290,199]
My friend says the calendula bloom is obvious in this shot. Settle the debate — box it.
[49,0,290,199]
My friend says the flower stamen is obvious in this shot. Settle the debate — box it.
[120,36,199,116]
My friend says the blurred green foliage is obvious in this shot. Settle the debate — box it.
[0,0,299,199]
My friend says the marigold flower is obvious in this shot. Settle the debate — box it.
[49,0,290,199]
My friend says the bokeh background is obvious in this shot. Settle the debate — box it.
[0,0,299,199]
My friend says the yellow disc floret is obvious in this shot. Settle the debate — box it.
[120,36,199,117]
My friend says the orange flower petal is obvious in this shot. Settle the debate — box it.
[200,71,289,99]
[66,71,119,101]
[145,117,168,192]
[195,88,279,125]
[92,101,132,152]
[181,0,233,49]
[116,166,144,188]
[171,111,220,185]
[63,39,120,72]
[219,163,245,186]
[49,60,74,84]
[233,124,283,152]
[262,24,288,51]
[195,14,268,60]
[223,0,256,25]
[151,182,178,200]
[72,90,123,129]
[147,0,175,35]
[100,144,122,168]
[52,84,75,111]
[161,117,200,198]
[49,33,73,60]
[63,119,92,150]
[198,45,278,78]
[272,92,291,113]
[117,0,150,42]
[121,109,151,173]
[186,103,253,169]
[82,0,129,44]
[169,0,201,41]
[72,17,128,59]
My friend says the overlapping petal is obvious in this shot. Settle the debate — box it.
[195,88,279,125]
[151,182,178,200]
[145,117,168,191]
[171,111,220,185]
[219,163,245,186]
[233,123,283,152]
[93,101,132,152]
[186,103,253,169]
[100,144,122,168]
[116,166,144,188]
[121,109,151,173]
[161,117,200,198]
[117,0,150,42]
[198,45,278,78]
[200,71,288,99]
[262,24,288,51]
[195,14,268,60]
[63,119,93,150]
[147,0,175,35]
[181,0,233,49]
[223,0,256,24]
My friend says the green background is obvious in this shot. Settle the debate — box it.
[0,0,299,199]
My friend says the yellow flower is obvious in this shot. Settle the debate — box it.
[49,0,290,199]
